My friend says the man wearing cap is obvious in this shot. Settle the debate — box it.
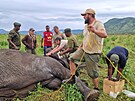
[106,46,128,81]
[22,28,37,54]
[69,8,107,90]
[7,22,21,50]
[59,28,78,56]
[41,25,53,56]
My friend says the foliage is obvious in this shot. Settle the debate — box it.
[122,64,135,92]
[64,84,83,101]
[19,83,83,101]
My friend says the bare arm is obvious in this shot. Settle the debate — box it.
[77,43,83,50]
[7,39,18,49]
[88,25,107,38]
[94,29,107,38]
[47,46,58,54]
[59,48,72,56]
[47,45,63,55]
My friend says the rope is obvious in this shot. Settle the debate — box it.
[49,51,85,100]
[89,31,135,88]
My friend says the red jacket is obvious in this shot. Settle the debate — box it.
[43,31,53,46]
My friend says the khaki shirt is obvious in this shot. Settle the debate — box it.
[53,32,67,41]
[83,20,106,54]
[8,29,21,49]
[67,34,79,53]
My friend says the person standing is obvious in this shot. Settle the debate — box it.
[22,28,37,54]
[41,25,53,56]
[52,26,67,48]
[7,22,21,50]
[106,46,128,81]
[59,28,78,56]
[69,8,107,90]
[53,26,67,41]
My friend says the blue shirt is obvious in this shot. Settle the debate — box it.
[106,46,128,68]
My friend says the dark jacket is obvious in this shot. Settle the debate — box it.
[22,34,37,49]
[106,46,128,68]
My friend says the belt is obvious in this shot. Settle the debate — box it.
[90,53,102,55]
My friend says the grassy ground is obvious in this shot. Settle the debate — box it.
[0,34,135,101]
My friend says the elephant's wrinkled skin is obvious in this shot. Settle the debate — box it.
[0,49,99,101]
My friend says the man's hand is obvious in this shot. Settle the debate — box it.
[46,52,52,56]
[88,25,96,33]
[88,24,107,38]
[77,47,81,51]
[59,52,63,56]
[15,46,19,50]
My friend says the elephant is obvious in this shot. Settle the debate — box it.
[0,49,99,101]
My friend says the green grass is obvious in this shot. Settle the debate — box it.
[0,34,135,101]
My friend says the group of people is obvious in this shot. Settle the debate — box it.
[7,22,37,54]
[7,8,128,91]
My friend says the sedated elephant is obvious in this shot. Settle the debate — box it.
[0,49,99,101]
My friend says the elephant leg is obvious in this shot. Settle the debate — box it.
[0,88,15,97]
[0,97,5,101]
[0,88,16,101]
[16,83,36,99]
[0,84,36,100]
[75,77,100,101]
[46,78,62,90]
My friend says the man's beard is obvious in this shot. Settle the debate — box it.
[84,18,90,24]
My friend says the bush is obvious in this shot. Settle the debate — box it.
[0,41,8,46]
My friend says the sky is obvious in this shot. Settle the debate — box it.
[1,0,135,31]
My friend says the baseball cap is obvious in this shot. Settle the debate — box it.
[14,22,21,27]
[29,28,35,31]
[110,54,119,65]
[64,28,71,33]
[81,8,96,16]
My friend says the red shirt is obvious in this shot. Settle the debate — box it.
[43,31,53,46]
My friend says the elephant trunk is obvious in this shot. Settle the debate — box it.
[75,77,100,101]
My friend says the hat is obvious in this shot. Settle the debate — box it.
[14,22,21,27]
[110,54,119,65]
[64,28,71,33]
[29,28,35,31]
[81,8,96,16]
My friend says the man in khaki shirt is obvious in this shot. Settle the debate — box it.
[53,26,67,40]
[69,8,107,91]
[59,28,78,56]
